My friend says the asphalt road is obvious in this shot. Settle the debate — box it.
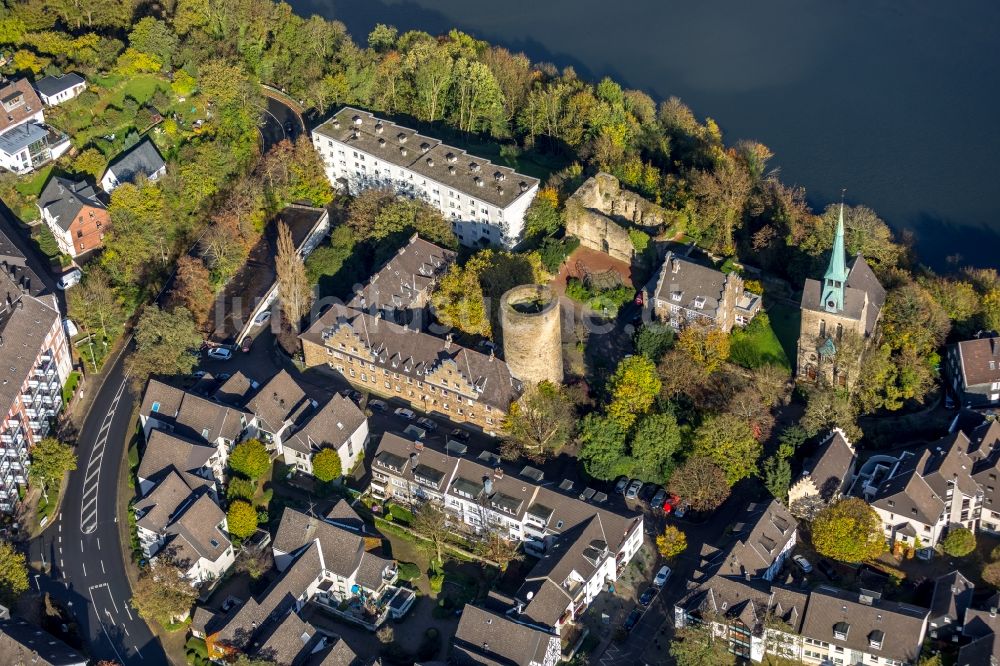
[30,340,168,666]
[260,94,304,150]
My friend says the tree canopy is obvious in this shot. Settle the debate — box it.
[606,355,661,430]
[228,440,271,480]
[28,438,77,497]
[0,541,28,605]
[227,500,259,539]
[811,498,885,563]
[668,456,731,512]
[656,526,687,561]
[940,527,976,558]
[502,381,575,461]
[312,448,343,483]
[130,305,202,388]
[692,413,762,485]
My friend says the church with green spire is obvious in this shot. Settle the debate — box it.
[796,204,886,388]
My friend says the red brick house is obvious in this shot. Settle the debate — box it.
[37,175,110,258]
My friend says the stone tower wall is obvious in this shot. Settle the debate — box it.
[565,172,666,263]
[500,284,563,385]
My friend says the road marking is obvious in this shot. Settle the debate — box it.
[58,523,61,532]
[33,575,40,591]
[100,560,105,574]
[88,587,126,666]
[122,625,129,637]
[81,375,129,535]
[124,604,133,621]
[58,536,61,543]
[96,538,100,550]
[79,540,83,552]
[81,563,86,577]
[59,559,63,568]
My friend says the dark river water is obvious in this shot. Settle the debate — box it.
[290,0,1000,271]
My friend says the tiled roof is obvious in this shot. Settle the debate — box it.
[929,570,974,627]
[33,73,85,98]
[0,212,45,297]
[38,175,105,231]
[516,577,571,629]
[960,607,1000,666]
[136,428,216,492]
[251,610,316,665]
[0,617,86,666]
[650,251,731,319]
[103,137,165,185]
[453,605,559,666]
[955,335,1000,388]
[797,429,856,501]
[169,492,230,564]
[246,369,312,435]
[326,498,366,533]
[134,470,195,534]
[676,574,808,634]
[347,234,456,313]
[213,371,257,406]
[284,393,365,455]
[309,638,361,666]
[314,107,538,209]
[272,507,367,579]
[300,304,521,412]
[718,500,797,579]
[140,379,251,444]
[0,268,60,417]
[0,79,42,133]
[869,449,946,526]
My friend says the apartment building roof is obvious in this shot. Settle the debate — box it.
[796,428,856,502]
[273,507,367,577]
[650,251,733,320]
[38,175,105,231]
[676,574,808,635]
[0,79,42,134]
[246,369,312,435]
[954,335,1000,388]
[0,213,45,297]
[140,379,251,444]
[326,498,366,533]
[134,470,195,534]
[315,108,538,209]
[801,586,928,664]
[0,267,60,416]
[348,234,456,313]
[929,570,975,629]
[959,606,1000,666]
[718,500,797,579]
[801,255,885,333]
[968,420,1000,512]
[453,604,559,666]
[33,73,85,98]
[310,638,366,666]
[250,610,316,665]
[284,393,366,457]
[137,428,217,492]
[0,617,86,666]
[869,450,946,526]
[103,136,165,185]
[301,304,521,412]
[168,492,230,565]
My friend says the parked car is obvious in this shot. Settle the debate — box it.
[817,559,839,581]
[614,476,629,495]
[653,565,672,587]
[253,310,272,325]
[662,493,681,514]
[416,417,438,432]
[674,502,688,518]
[241,336,253,353]
[206,347,233,361]
[394,407,416,420]
[449,428,471,443]
[650,488,667,510]
[369,399,388,412]
[793,555,813,574]
[625,479,643,500]
[638,586,658,607]
[56,268,82,290]
[623,608,643,633]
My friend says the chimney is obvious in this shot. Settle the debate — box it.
[672,258,680,274]
[483,477,493,495]
[444,334,452,350]
[414,441,424,451]
[494,467,503,480]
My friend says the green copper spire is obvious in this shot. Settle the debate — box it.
[821,202,849,313]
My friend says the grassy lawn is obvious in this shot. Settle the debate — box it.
[15,166,53,198]
[61,371,81,404]
[108,75,166,107]
[730,312,791,369]
[763,299,801,365]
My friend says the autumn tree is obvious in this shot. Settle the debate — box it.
[432,262,490,337]
[676,324,731,375]
[347,188,456,249]
[275,221,312,329]
[0,541,28,605]
[28,438,77,501]
[670,620,736,666]
[800,385,860,441]
[67,267,126,342]
[226,477,256,502]
[630,413,682,484]
[130,305,202,389]
[412,502,449,566]
[227,500,258,539]
[690,147,755,256]
[669,456,731,512]
[656,525,688,561]
[312,448,343,483]
[130,559,198,626]
[940,527,976,558]
[635,323,675,363]
[811,498,885,563]
[502,381,575,461]
[169,256,214,332]
[228,440,271,480]
[474,514,522,571]
[606,355,661,430]
[692,413,762,485]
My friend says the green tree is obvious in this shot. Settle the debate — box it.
[676,324,731,374]
[940,527,976,558]
[347,189,456,249]
[777,424,808,459]
[800,385,860,441]
[0,541,28,605]
[630,413,681,483]
[130,306,202,388]
[226,477,256,502]
[432,262,490,337]
[670,621,736,666]
[228,440,271,480]
[127,17,176,67]
[72,148,106,179]
[578,415,631,481]
[635,323,675,363]
[474,514,522,571]
[656,525,687,560]
[412,502,449,566]
[67,267,127,343]
[502,381,575,461]
[811,498,885,563]
[692,414,762,485]
[522,188,561,239]
[762,454,791,504]
[606,355,661,429]
[668,456,731,512]
[227,500,258,539]
[168,256,214,332]
[28,438,76,501]
[311,448,343,483]
[130,559,197,626]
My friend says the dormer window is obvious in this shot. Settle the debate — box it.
[693,296,706,309]
[833,622,850,640]
[868,630,884,649]
[671,291,682,302]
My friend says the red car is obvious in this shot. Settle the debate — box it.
[662,494,681,513]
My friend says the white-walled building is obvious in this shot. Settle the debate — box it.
[100,137,166,192]
[281,393,368,479]
[312,107,539,248]
[33,73,86,106]
[0,79,70,174]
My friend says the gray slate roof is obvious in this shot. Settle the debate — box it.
[718,500,797,579]
[929,570,974,628]
[0,617,86,666]
[650,251,730,320]
[0,213,44,296]
[251,610,316,665]
[959,606,1000,666]
[676,574,808,635]
[104,136,165,185]
[453,604,559,666]
[348,234,456,313]
[246,369,312,435]
[801,255,885,334]
[284,393,365,455]
[140,379,251,444]
[38,175,106,231]
[34,73,85,98]
[0,268,60,418]
[136,428,216,492]
[799,429,856,501]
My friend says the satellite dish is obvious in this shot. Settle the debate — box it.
[526,591,534,600]
[351,584,361,595]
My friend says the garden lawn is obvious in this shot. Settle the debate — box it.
[764,299,801,364]
[730,312,792,370]
[15,166,53,198]
[107,75,167,108]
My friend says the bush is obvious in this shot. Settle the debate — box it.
[385,502,414,525]
[565,277,591,302]
[417,627,442,661]
[429,573,444,593]
[226,477,256,502]
[991,544,1000,562]
[397,561,421,582]
[940,527,976,557]
[538,236,580,273]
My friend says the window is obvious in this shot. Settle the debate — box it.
[151,401,160,413]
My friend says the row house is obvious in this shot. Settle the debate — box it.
[281,393,368,479]
[369,433,643,634]
[452,604,561,666]
[675,577,928,665]
[788,428,858,519]
[0,78,70,173]
[857,420,1000,558]
[311,107,539,248]
[37,175,110,257]
[947,333,1000,409]
[300,304,521,436]
[714,500,798,582]
[646,251,760,332]
[0,261,71,513]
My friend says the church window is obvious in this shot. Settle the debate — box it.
[836,323,843,340]
[819,320,826,337]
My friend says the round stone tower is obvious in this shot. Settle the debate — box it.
[500,284,563,385]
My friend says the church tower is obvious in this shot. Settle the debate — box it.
[821,204,848,313]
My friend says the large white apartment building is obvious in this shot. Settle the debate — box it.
[311,107,539,248]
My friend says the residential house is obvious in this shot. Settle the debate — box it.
[368,433,644,634]
[133,470,234,584]
[0,78,70,173]
[311,107,539,247]
[100,136,166,192]
[715,500,797,582]
[646,250,760,332]
[928,570,975,640]
[0,260,71,514]
[788,428,858,518]
[212,371,260,406]
[33,73,86,106]
[300,304,521,435]
[796,204,885,387]
[948,334,1000,409]
[0,214,47,296]
[347,233,456,327]
[244,369,314,454]
[0,615,87,666]
[452,604,561,666]
[37,175,110,257]
[136,428,224,497]
[958,602,1000,666]
[281,394,368,479]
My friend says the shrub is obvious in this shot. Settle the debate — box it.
[385,502,414,525]
[565,277,592,302]
[227,500,258,539]
[228,439,271,480]
[417,627,442,661]
[538,236,580,273]
[991,544,1000,561]
[397,561,421,582]
[226,477,256,502]
[940,527,976,557]
[429,573,444,593]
